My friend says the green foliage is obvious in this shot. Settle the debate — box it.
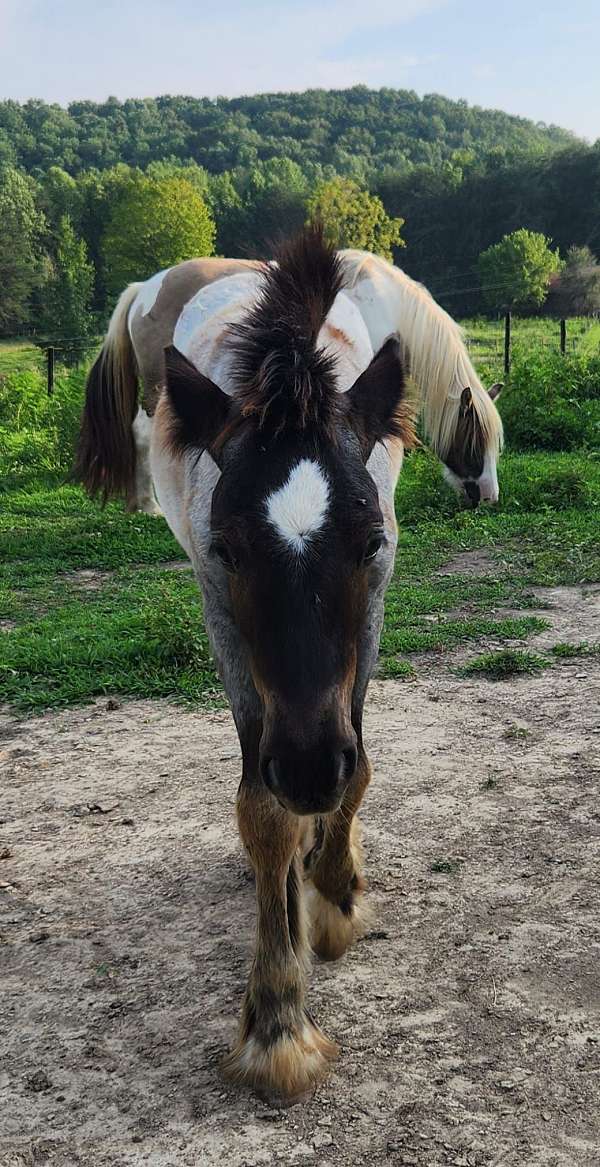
[500,350,600,450]
[461,649,548,680]
[0,165,47,334]
[478,229,562,313]
[0,92,574,178]
[102,174,216,295]
[38,215,96,360]
[0,367,85,488]
[307,177,404,259]
[550,641,600,659]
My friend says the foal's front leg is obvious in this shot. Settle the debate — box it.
[306,746,372,961]
[223,774,338,1096]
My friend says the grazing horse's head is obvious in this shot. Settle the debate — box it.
[440,382,503,507]
[163,230,413,816]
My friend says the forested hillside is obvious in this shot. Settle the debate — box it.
[0,89,575,176]
[1,87,599,339]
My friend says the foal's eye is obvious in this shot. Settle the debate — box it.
[364,529,384,563]
[210,538,238,572]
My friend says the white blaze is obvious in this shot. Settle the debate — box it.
[266,460,329,554]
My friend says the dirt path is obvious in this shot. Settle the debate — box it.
[1,589,599,1166]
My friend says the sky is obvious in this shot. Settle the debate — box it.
[0,0,598,142]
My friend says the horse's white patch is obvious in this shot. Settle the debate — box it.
[318,292,373,390]
[477,449,499,503]
[174,271,265,388]
[266,460,329,554]
[344,270,399,354]
[134,268,171,319]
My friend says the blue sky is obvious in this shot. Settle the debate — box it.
[1,0,598,141]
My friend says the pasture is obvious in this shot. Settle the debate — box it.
[1,342,600,1164]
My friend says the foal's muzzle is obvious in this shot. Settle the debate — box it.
[260,740,358,816]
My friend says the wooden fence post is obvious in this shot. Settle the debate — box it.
[560,319,566,355]
[504,312,511,375]
[46,347,55,395]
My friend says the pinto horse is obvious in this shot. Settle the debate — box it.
[76,247,503,517]
[75,229,482,1097]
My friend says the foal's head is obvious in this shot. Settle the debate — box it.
[163,230,411,816]
[441,382,503,506]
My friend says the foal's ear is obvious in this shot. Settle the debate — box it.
[163,345,232,464]
[345,337,412,460]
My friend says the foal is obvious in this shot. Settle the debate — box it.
[77,229,414,1095]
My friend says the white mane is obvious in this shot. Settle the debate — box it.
[340,250,503,460]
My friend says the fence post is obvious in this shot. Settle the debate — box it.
[46,347,55,396]
[503,312,511,375]
[560,319,566,355]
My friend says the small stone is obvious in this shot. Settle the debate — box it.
[121,817,135,827]
[0,847,12,860]
[29,930,50,944]
[25,1070,52,1093]
[313,1131,333,1148]
[106,699,120,711]
[542,1111,551,1122]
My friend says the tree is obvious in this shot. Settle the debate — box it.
[546,245,600,317]
[39,215,95,361]
[0,165,46,335]
[306,177,405,260]
[478,228,562,313]
[220,158,311,256]
[102,174,215,296]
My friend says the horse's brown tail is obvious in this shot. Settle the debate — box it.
[74,282,142,505]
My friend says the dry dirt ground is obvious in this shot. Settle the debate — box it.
[1,584,599,1167]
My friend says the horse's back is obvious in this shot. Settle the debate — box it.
[129,257,264,409]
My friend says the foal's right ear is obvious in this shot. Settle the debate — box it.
[163,345,232,463]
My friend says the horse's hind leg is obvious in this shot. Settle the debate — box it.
[306,746,372,961]
[131,406,162,515]
[223,774,337,1097]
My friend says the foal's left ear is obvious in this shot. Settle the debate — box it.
[163,345,232,464]
[345,337,411,461]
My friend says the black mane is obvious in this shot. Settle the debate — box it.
[227,226,345,438]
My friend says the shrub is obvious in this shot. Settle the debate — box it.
[0,367,85,488]
[500,350,600,451]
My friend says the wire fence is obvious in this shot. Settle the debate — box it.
[2,315,599,395]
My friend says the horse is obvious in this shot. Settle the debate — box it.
[74,228,468,1097]
[75,248,503,517]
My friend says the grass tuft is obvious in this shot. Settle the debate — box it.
[461,649,548,681]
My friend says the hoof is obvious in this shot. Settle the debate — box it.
[307,884,372,962]
[222,1016,338,1097]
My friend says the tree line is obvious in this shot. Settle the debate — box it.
[1,88,599,351]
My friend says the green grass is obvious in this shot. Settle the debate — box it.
[1,360,600,713]
[550,641,600,659]
[461,315,600,384]
[429,858,463,875]
[460,649,548,681]
[0,339,45,377]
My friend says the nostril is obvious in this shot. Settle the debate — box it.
[464,481,480,507]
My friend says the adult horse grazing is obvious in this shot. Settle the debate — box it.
[75,247,503,516]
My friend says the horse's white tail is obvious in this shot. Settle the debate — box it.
[74,283,142,504]
[341,250,503,460]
